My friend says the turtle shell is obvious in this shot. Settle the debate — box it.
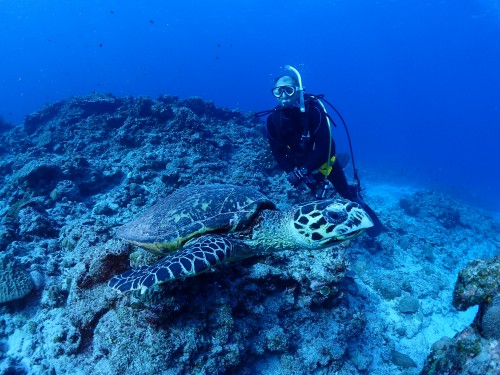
[116,184,275,253]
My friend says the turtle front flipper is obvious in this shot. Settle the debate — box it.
[108,235,235,294]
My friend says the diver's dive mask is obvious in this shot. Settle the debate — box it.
[272,85,297,98]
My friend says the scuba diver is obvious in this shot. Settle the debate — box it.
[261,65,383,236]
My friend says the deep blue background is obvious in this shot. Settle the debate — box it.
[1,0,499,213]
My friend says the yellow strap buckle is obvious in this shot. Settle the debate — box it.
[317,156,336,176]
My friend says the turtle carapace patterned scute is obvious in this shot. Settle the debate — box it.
[108,184,373,294]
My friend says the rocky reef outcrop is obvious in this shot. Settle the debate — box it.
[0,94,357,374]
[421,256,500,375]
[0,93,498,374]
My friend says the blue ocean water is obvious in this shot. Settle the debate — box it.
[1,0,499,213]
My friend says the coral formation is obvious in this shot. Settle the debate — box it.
[453,256,500,310]
[421,256,500,374]
[0,94,498,374]
[398,191,466,229]
[0,254,34,304]
[420,326,499,375]
[479,295,500,340]
[397,295,420,314]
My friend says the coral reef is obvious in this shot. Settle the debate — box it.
[420,326,499,375]
[0,93,498,374]
[421,256,500,374]
[453,256,500,310]
[0,254,34,304]
[398,191,466,229]
[480,295,500,340]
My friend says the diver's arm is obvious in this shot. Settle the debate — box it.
[267,116,295,172]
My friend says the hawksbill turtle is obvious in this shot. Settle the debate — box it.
[108,184,373,293]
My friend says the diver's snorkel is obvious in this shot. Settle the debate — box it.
[285,65,333,181]
[285,65,305,113]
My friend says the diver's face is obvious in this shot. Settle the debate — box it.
[273,77,300,108]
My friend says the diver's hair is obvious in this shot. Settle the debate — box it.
[274,75,299,86]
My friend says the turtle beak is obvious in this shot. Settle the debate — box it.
[336,202,374,238]
[349,202,375,231]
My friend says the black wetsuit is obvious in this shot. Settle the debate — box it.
[266,99,357,200]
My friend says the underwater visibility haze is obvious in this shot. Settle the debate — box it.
[1,0,500,213]
[0,1,499,374]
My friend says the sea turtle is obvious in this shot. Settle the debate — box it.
[108,184,373,293]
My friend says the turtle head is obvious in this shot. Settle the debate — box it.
[292,199,374,248]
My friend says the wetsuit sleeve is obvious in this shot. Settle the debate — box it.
[266,115,295,173]
[301,104,335,172]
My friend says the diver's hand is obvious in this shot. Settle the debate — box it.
[315,181,331,199]
[287,167,308,187]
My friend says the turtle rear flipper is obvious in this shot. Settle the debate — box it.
[108,235,235,293]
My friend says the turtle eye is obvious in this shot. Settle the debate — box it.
[324,209,347,223]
